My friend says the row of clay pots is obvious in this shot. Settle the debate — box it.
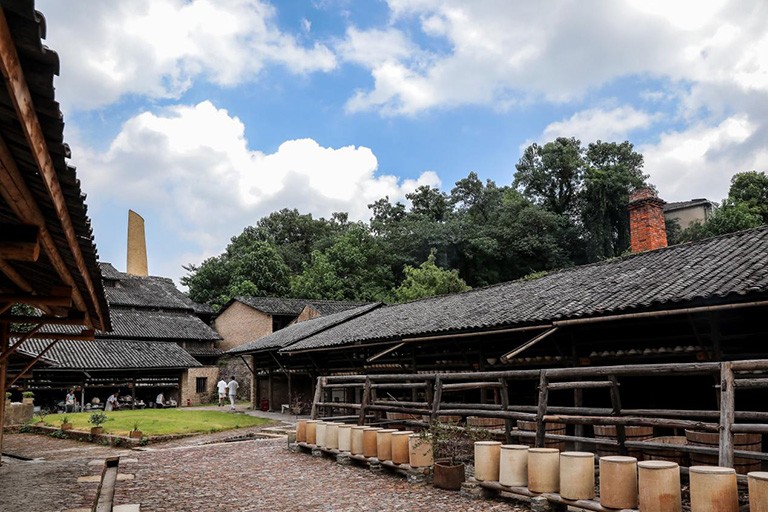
[297,421,433,467]
[473,442,768,512]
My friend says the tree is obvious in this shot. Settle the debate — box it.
[725,171,768,224]
[514,137,583,217]
[182,235,290,310]
[407,185,450,222]
[580,141,648,259]
[393,250,471,302]
[290,224,394,301]
[679,202,762,242]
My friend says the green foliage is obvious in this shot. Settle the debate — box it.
[726,171,768,223]
[5,392,11,400]
[514,137,583,216]
[290,224,395,301]
[580,141,648,259]
[22,391,34,398]
[60,415,69,425]
[88,411,108,426]
[679,202,762,242]
[394,251,470,302]
[49,430,68,439]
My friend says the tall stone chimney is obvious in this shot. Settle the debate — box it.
[628,188,667,253]
[126,209,148,276]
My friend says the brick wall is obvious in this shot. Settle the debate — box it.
[179,366,220,406]
[293,305,321,324]
[629,188,668,252]
[214,301,273,351]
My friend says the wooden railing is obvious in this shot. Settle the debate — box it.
[311,360,768,474]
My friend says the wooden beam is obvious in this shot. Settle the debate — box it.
[0,322,42,363]
[0,10,105,331]
[0,312,85,325]
[7,338,59,387]
[0,224,39,261]
[0,291,72,307]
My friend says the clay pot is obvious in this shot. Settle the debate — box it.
[474,441,502,482]
[433,461,465,490]
[499,444,528,487]
[559,452,595,500]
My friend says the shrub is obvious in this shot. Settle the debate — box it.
[22,391,34,398]
[88,411,108,426]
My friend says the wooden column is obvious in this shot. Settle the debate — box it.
[535,370,549,448]
[719,361,735,468]
[0,322,9,462]
[267,368,273,412]
[131,378,136,410]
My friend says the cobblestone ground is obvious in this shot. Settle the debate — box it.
[1,430,531,512]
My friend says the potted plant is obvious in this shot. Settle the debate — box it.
[88,411,108,435]
[416,420,491,490]
[33,410,47,426]
[129,421,143,439]
[22,391,34,405]
[5,391,11,406]
[60,415,73,431]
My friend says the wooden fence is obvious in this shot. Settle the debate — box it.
[310,359,768,475]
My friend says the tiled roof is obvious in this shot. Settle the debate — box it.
[182,343,224,357]
[20,339,202,369]
[664,198,713,212]
[100,262,208,312]
[99,309,220,341]
[228,303,382,354]
[283,226,768,353]
[230,297,370,316]
[0,1,109,331]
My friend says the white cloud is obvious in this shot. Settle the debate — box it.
[74,101,439,276]
[537,106,660,148]
[37,0,336,111]
[641,115,768,202]
[341,0,768,115]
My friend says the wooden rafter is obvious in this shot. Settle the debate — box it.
[7,338,59,387]
[0,224,40,261]
[0,9,105,331]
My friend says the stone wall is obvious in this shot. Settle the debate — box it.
[3,402,33,426]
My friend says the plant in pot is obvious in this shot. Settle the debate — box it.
[130,421,143,439]
[33,410,47,426]
[290,393,305,415]
[88,411,108,435]
[5,391,11,405]
[60,415,73,431]
[22,391,34,405]
[417,420,491,490]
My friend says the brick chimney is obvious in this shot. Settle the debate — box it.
[628,188,667,253]
[126,209,148,276]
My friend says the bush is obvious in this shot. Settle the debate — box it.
[415,420,491,465]
[88,411,108,426]
[22,391,34,398]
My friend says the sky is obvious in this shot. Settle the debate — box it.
[35,0,768,286]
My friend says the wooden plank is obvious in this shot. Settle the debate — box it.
[733,378,768,388]
[441,382,503,391]
[0,224,39,261]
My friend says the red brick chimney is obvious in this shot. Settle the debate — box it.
[628,188,667,252]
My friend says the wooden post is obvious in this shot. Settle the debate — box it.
[719,361,735,468]
[535,370,549,448]
[431,377,443,423]
[0,322,9,463]
[131,378,136,410]
[609,376,627,455]
[499,377,513,444]
[358,377,371,425]
[267,368,274,412]
[310,376,324,419]
[574,388,584,451]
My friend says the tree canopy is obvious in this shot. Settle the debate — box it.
[182,138,764,311]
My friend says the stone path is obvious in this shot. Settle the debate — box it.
[1,420,531,512]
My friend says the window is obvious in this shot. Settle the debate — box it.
[195,377,207,393]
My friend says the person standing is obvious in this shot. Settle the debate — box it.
[65,388,76,413]
[105,391,119,412]
[227,376,239,410]
[216,377,228,407]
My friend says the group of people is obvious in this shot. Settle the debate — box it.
[217,376,239,410]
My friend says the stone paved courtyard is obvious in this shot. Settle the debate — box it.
[0,422,530,512]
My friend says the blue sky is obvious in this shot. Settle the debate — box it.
[36,0,768,286]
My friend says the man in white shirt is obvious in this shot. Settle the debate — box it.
[216,378,228,407]
[227,376,239,410]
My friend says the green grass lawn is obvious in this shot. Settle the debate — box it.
[43,409,271,436]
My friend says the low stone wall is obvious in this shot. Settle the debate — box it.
[3,402,33,426]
